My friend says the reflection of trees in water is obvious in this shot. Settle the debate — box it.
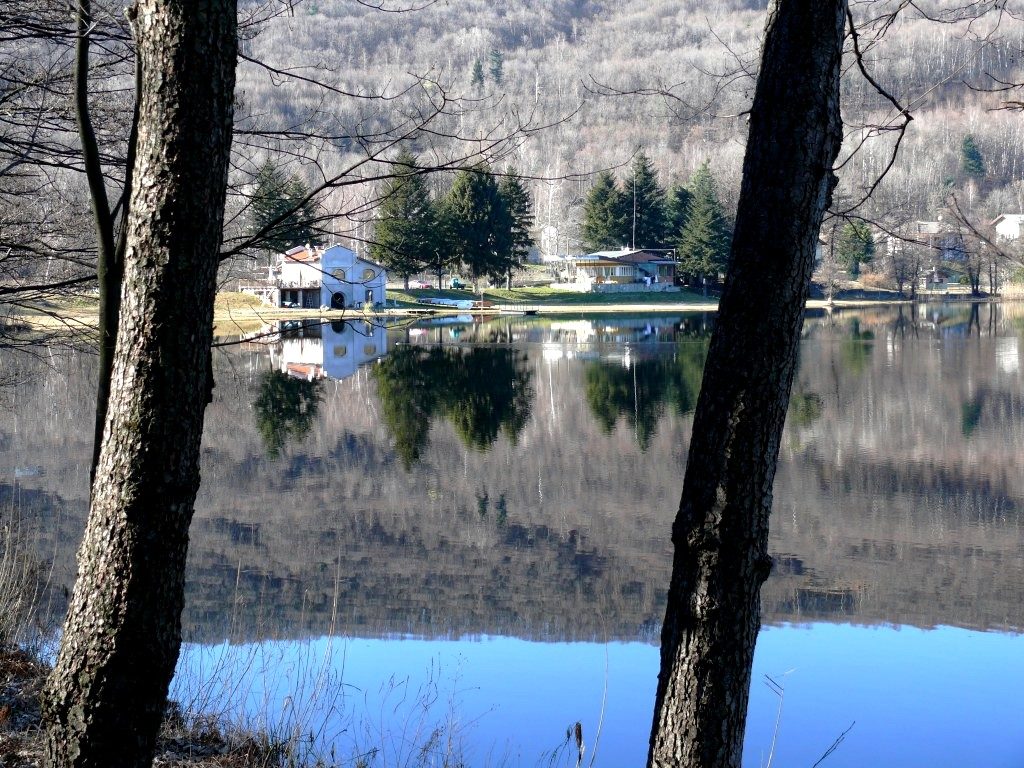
[583,341,708,450]
[252,371,323,458]
[373,345,534,468]
[841,318,875,374]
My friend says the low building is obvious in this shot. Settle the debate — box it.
[991,214,1024,242]
[563,248,677,291]
[243,244,388,309]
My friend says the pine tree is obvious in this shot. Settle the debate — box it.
[665,183,693,242]
[835,220,874,276]
[441,166,511,287]
[581,170,629,252]
[250,158,319,253]
[370,149,437,288]
[675,161,731,283]
[498,169,535,286]
[488,49,504,86]
[627,151,668,249]
[961,134,985,178]
[471,59,484,89]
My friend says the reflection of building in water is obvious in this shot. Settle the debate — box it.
[268,319,388,381]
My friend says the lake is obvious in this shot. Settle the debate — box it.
[3,302,1024,766]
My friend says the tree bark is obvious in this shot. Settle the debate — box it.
[42,0,236,765]
[647,2,846,766]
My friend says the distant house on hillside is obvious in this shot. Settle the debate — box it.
[242,244,387,309]
[991,214,1024,242]
[562,248,677,291]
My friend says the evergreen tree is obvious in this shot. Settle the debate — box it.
[835,220,874,276]
[627,151,668,248]
[488,49,504,86]
[498,169,535,286]
[471,59,485,89]
[441,166,512,286]
[665,183,693,243]
[675,161,731,283]
[251,158,319,253]
[581,170,629,251]
[961,134,985,178]
[370,149,437,288]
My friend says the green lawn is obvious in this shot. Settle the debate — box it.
[387,285,711,306]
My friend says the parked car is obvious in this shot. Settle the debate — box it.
[450,278,468,290]
[281,300,299,308]
[412,280,432,289]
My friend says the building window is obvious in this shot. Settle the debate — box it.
[362,268,375,281]
[331,268,346,281]
[332,345,347,358]
[363,344,377,356]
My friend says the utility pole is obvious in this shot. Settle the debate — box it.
[632,169,637,250]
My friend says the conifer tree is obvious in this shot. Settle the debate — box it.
[627,151,668,249]
[835,220,874,276]
[251,158,319,253]
[676,161,731,283]
[488,49,504,86]
[961,134,985,178]
[370,149,437,288]
[498,169,535,286]
[665,183,693,242]
[441,166,511,287]
[471,59,484,89]
[581,170,629,252]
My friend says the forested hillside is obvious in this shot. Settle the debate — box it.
[3,2,1022,298]
[234,0,1024,251]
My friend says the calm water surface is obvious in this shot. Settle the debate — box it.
[4,303,1024,765]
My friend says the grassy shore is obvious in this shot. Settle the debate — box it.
[7,285,970,339]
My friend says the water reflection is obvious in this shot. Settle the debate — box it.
[583,341,707,451]
[253,373,323,458]
[5,304,1024,763]
[263,318,389,382]
[373,345,533,467]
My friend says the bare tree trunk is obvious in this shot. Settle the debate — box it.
[42,0,237,765]
[647,1,846,765]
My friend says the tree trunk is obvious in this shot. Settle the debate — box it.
[42,1,237,765]
[647,1,846,766]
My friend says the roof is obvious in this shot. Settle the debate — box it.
[573,248,675,264]
[282,245,321,263]
[279,244,387,273]
[991,213,1024,225]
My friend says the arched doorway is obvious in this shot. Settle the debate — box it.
[330,291,346,310]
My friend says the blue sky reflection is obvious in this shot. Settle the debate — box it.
[173,624,1024,766]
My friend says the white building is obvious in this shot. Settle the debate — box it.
[991,214,1024,242]
[261,244,388,309]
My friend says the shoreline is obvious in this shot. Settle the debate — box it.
[9,292,1014,337]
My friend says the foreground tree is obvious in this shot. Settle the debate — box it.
[41,0,237,764]
[647,0,846,764]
